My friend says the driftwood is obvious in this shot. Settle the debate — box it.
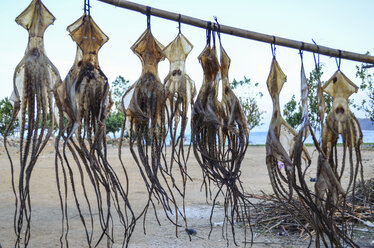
[4,1,61,246]
[249,192,374,242]
[54,13,135,247]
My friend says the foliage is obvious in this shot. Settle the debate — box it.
[282,65,332,132]
[355,57,374,121]
[106,111,124,139]
[111,75,130,108]
[230,76,265,131]
[283,95,302,129]
[106,75,130,138]
[307,65,332,131]
[0,97,19,136]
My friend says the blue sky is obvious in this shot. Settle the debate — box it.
[1,0,373,131]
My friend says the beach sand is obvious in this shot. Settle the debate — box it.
[1,142,373,247]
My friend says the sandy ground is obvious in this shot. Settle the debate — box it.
[0,142,373,248]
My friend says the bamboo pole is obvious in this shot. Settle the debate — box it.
[98,0,374,65]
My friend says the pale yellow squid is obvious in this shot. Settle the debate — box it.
[119,12,181,234]
[265,56,310,186]
[54,8,135,247]
[163,27,196,231]
[316,70,362,208]
[5,1,61,246]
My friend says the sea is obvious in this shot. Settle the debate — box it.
[157,130,374,146]
[248,130,374,145]
[107,130,374,145]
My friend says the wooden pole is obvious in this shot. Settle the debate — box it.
[98,0,374,65]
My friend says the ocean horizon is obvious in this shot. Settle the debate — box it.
[164,130,374,146]
[104,130,374,145]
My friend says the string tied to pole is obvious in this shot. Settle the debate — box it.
[178,14,181,34]
[213,16,222,45]
[299,42,304,61]
[336,50,342,71]
[271,36,276,57]
[312,39,320,72]
[146,6,151,29]
[206,21,212,46]
[84,0,91,16]
[212,28,216,47]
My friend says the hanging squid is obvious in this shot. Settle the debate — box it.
[265,53,362,247]
[4,0,61,246]
[191,30,251,245]
[313,70,364,247]
[54,13,135,247]
[265,55,320,245]
[265,56,311,195]
[119,22,180,231]
[163,30,196,227]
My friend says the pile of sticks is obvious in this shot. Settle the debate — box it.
[248,191,374,242]
[348,178,374,205]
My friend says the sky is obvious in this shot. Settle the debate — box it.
[1,0,373,131]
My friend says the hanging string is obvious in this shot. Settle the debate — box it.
[335,50,342,70]
[213,16,222,45]
[178,14,181,34]
[146,6,151,29]
[299,42,304,65]
[84,0,91,16]
[212,29,216,47]
[312,39,320,72]
[206,21,212,46]
[271,36,276,57]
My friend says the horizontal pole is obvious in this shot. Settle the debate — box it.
[98,0,374,65]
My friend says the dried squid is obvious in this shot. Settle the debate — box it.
[120,27,179,230]
[265,56,318,245]
[163,32,196,227]
[4,0,61,246]
[313,70,363,247]
[54,14,135,247]
[265,55,362,247]
[191,33,251,245]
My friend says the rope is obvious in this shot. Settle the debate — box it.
[84,0,91,16]
[336,50,342,70]
[206,21,212,45]
[178,14,181,34]
[146,6,151,29]
[271,36,276,57]
[312,39,320,71]
[214,16,222,45]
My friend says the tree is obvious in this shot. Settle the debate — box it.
[0,97,19,136]
[111,75,130,107]
[105,76,130,138]
[230,76,265,131]
[355,57,374,121]
[106,111,124,139]
[282,65,332,132]
[283,95,302,129]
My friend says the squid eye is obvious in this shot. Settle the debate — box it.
[225,86,230,94]
[335,107,345,114]
[172,69,182,76]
